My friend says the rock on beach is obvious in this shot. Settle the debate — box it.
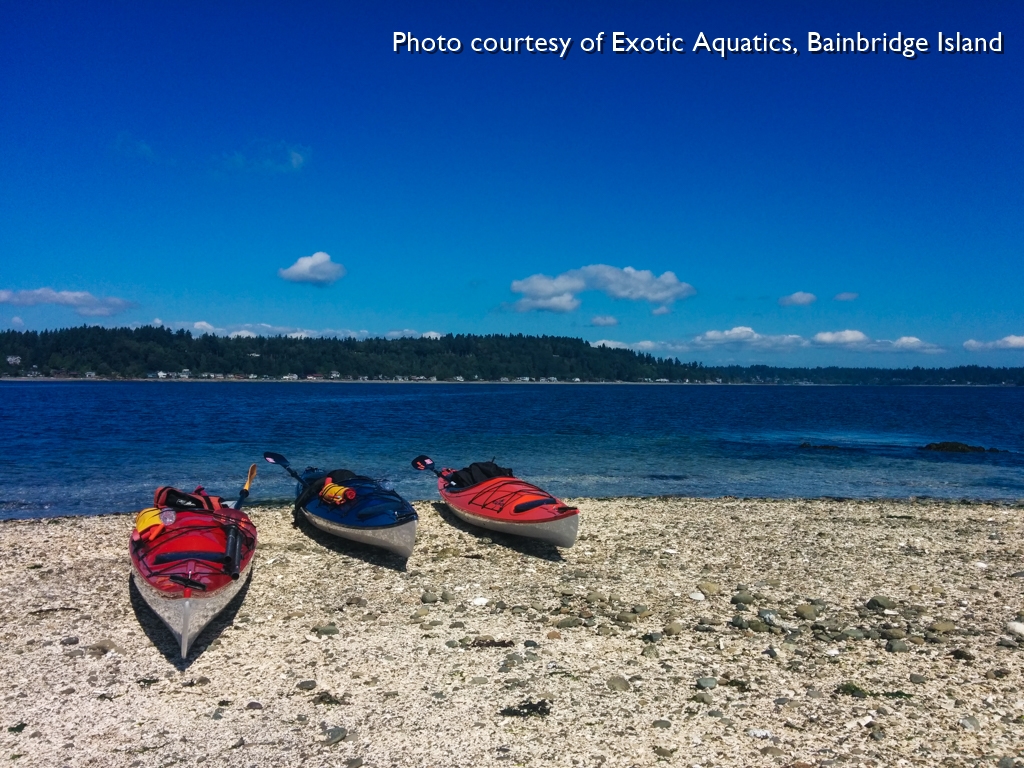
[1,496,1022,767]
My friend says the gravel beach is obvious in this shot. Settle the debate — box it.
[2,497,1023,768]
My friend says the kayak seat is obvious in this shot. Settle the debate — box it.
[447,461,514,488]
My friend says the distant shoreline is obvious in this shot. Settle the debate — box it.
[1,376,1018,388]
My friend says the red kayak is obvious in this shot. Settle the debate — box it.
[130,467,258,658]
[413,456,579,547]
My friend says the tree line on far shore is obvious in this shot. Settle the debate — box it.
[1,326,1022,385]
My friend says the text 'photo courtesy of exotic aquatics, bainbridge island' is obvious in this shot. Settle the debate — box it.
[1,2,1023,767]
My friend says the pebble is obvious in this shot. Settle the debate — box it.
[929,620,956,633]
[960,715,981,731]
[556,617,581,629]
[695,677,717,690]
[546,631,561,640]
[606,675,631,692]
[296,680,317,691]
[697,581,721,596]
[867,595,897,611]
[909,673,927,684]
[59,636,79,646]
[731,591,755,605]
[747,728,772,739]
[794,604,818,621]
[585,591,607,603]
[663,621,684,636]
[323,727,347,745]
[652,719,671,729]
[886,639,909,653]
[421,591,438,604]
[1006,622,1024,639]
[245,701,263,710]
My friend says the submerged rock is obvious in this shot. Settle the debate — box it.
[922,442,986,453]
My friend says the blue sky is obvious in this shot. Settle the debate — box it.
[1,1,1021,365]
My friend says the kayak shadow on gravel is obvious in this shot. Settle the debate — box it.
[430,502,565,562]
[290,508,408,572]
[128,574,251,671]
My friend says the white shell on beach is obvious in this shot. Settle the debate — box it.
[471,597,489,606]
[1006,622,1024,638]
[688,592,706,601]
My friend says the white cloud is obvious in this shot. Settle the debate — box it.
[511,265,694,313]
[515,293,581,313]
[834,292,859,302]
[964,334,1024,351]
[814,329,942,353]
[153,318,163,326]
[651,306,671,316]
[590,315,619,327]
[222,140,310,173]
[813,329,869,345]
[163,321,371,340]
[0,287,134,317]
[694,326,807,349]
[779,291,817,307]
[278,251,346,285]
[421,331,443,339]
[11,316,24,327]
[592,326,941,357]
[385,329,421,339]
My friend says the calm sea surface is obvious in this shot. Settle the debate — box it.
[1,381,1022,519]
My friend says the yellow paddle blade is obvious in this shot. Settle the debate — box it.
[135,507,163,533]
[243,463,257,493]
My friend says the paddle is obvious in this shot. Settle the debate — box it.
[225,463,257,578]
[263,451,309,487]
[411,454,441,477]
[234,463,257,508]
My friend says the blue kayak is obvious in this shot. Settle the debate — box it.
[295,468,418,558]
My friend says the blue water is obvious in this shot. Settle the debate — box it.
[1,381,1022,519]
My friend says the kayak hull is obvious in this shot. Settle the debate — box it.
[438,473,579,548]
[297,471,418,558]
[132,558,252,658]
[303,510,417,558]
[443,500,579,547]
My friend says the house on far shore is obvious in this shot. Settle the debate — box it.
[282,373,298,380]
[85,371,96,378]
[306,373,324,380]
[330,371,340,379]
